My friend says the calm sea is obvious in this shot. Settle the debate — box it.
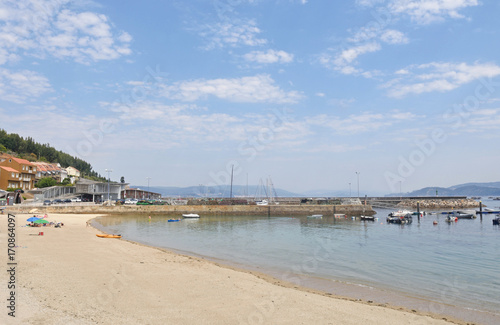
[93,198,500,325]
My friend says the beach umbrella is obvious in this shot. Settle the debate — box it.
[33,219,49,224]
[27,216,40,222]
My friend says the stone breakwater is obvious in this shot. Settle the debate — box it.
[397,199,480,209]
[7,204,375,216]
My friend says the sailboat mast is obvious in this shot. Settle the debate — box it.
[230,164,234,199]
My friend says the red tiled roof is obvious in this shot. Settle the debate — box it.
[33,162,62,172]
[0,166,20,173]
[11,157,34,166]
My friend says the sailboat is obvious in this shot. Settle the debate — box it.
[254,176,279,205]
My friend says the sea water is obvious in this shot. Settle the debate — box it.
[93,198,500,324]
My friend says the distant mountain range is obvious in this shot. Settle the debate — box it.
[132,181,500,198]
[388,181,500,197]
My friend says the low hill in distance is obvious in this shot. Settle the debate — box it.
[388,181,500,197]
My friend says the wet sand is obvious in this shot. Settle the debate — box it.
[0,213,468,324]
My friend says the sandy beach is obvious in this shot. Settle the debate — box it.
[1,212,462,324]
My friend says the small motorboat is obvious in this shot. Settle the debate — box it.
[360,215,375,221]
[307,214,323,218]
[96,234,122,239]
[493,216,500,225]
[168,219,180,222]
[447,211,476,220]
[182,213,200,218]
[256,200,268,206]
[445,216,458,223]
[388,210,412,217]
[387,214,412,224]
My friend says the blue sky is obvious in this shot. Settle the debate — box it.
[2,0,500,195]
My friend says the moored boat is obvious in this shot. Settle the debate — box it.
[493,216,500,225]
[307,214,323,218]
[388,210,412,217]
[256,199,268,206]
[182,213,200,218]
[168,219,180,222]
[387,214,412,224]
[360,215,375,221]
[450,211,475,219]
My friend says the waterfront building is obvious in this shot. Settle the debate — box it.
[0,155,36,190]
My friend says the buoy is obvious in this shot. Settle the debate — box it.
[433,221,438,225]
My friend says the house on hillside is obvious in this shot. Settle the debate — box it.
[66,166,80,183]
[0,156,36,190]
[33,162,69,184]
[0,166,22,190]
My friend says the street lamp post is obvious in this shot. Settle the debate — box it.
[105,169,113,204]
[349,183,351,197]
[355,172,360,199]
[146,177,151,200]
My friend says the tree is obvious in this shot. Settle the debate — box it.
[37,177,57,188]
[0,144,6,152]
[120,176,125,183]
[61,177,71,185]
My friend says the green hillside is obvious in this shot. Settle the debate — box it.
[0,129,104,181]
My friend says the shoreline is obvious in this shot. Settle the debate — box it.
[0,212,486,324]
[96,218,498,325]
[91,213,489,325]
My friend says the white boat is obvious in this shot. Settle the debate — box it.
[256,199,268,206]
[388,210,412,217]
[182,213,200,218]
[307,214,323,218]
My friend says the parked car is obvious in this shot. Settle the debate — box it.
[64,199,72,203]
[43,200,51,206]
[70,197,82,202]
[53,199,63,204]
[125,199,138,205]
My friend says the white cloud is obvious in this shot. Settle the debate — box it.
[328,98,356,107]
[335,43,381,65]
[0,68,52,103]
[468,108,500,131]
[159,74,303,104]
[384,62,500,97]
[305,110,417,134]
[0,0,132,64]
[321,42,381,75]
[96,100,309,148]
[302,143,366,153]
[389,0,479,24]
[199,19,267,50]
[356,0,386,7]
[380,29,409,44]
[243,49,294,64]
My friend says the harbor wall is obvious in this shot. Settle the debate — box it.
[6,204,374,216]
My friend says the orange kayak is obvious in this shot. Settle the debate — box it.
[96,234,122,239]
